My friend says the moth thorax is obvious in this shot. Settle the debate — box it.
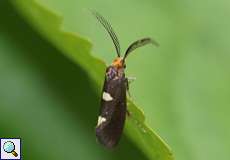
[112,57,124,69]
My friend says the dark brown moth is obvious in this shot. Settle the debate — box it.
[93,11,159,148]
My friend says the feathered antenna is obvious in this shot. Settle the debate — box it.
[124,37,159,60]
[92,11,121,57]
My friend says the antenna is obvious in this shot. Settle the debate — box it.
[124,37,159,60]
[92,11,121,57]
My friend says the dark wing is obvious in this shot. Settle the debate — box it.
[92,11,121,57]
[124,37,159,59]
[96,74,127,148]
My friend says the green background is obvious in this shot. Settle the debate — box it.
[0,0,230,160]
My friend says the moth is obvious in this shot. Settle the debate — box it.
[93,11,159,148]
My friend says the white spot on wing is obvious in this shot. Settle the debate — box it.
[97,116,106,126]
[102,92,113,101]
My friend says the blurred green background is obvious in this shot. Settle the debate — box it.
[0,0,230,160]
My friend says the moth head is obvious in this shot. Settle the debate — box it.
[112,57,124,69]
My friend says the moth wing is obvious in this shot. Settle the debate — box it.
[96,76,127,148]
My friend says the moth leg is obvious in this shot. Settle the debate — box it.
[125,78,131,98]
[126,77,136,98]
[125,77,134,117]
[126,110,131,117]
[127,76,136,84]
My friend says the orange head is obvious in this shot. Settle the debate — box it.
[112,57,124,69]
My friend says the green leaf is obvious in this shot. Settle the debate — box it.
[0,0,173,160]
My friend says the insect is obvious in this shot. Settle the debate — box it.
[93,11,159,148]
